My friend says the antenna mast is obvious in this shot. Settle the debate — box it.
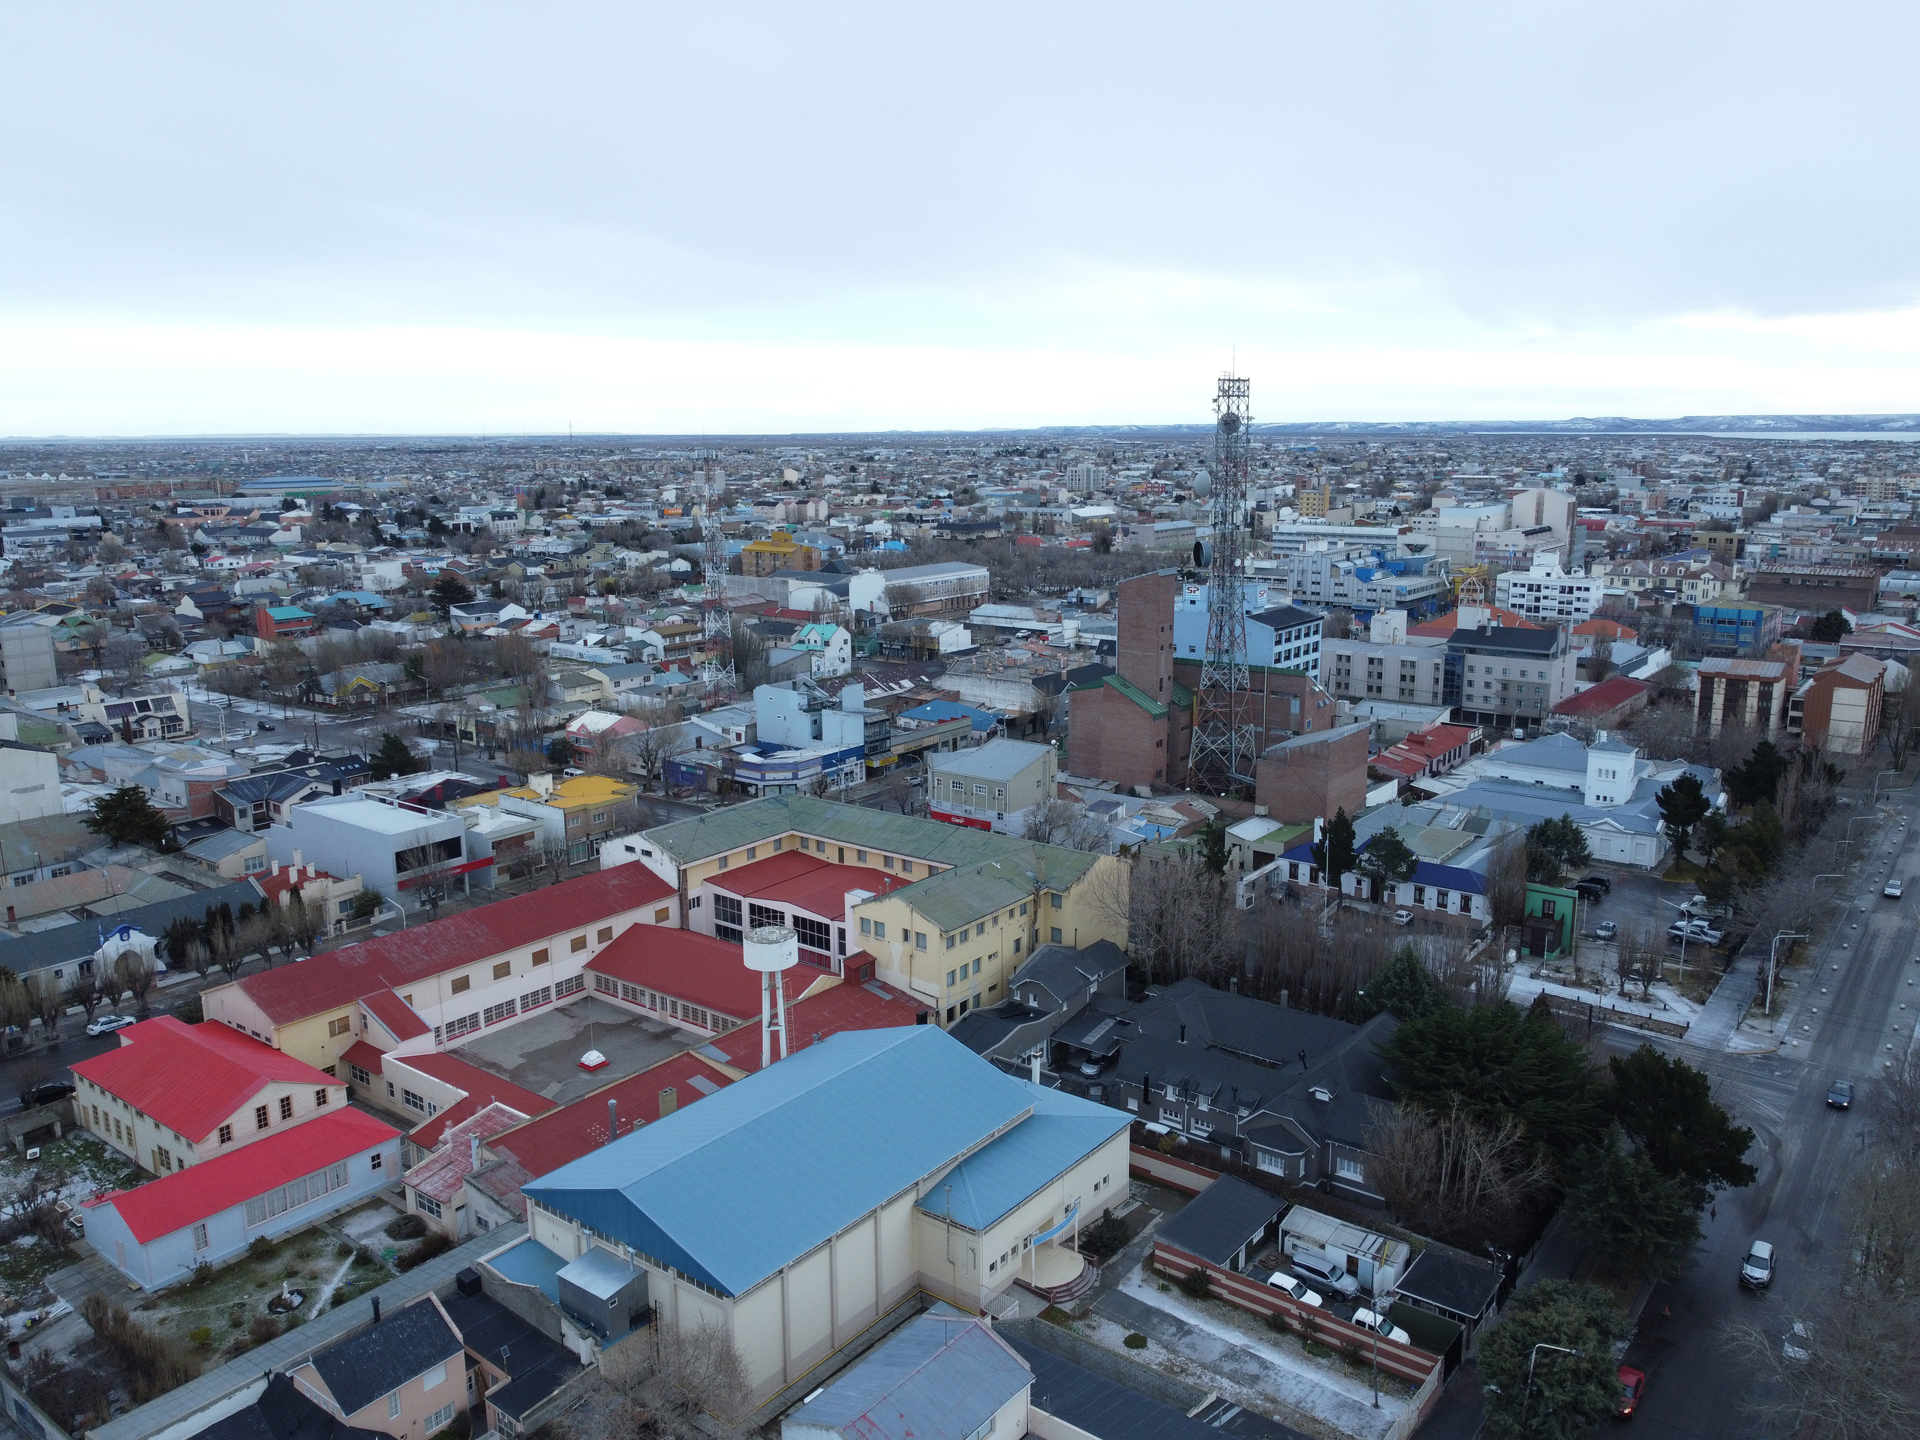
[1188,373,1256,792]
[699,454,736,703]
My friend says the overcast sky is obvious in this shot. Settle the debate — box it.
[4,3,1917,435]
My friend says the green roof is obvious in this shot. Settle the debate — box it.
[644,796,1102,925]
[1169,678,1194,709]
[1100,672,1168,719]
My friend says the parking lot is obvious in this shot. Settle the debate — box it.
[453,994,695,1103]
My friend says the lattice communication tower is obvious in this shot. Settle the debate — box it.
[1188,373,1256,792]
[699,457,736,702]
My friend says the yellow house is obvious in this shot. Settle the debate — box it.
[629,794,1127,1026]
[455,772,640,866]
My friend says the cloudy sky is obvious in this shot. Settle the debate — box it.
[4,3,1917,434]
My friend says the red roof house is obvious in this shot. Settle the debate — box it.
[586,926,839,1038]
[1550,675,1656,728]
[71,1017,347,1174]
[83,1107,401,1289]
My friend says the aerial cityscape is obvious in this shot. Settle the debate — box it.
[1,8,1916,1440]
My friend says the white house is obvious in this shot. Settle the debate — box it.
[82,1107,400,1289]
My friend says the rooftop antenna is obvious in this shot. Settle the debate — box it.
[1188,372,1256,793]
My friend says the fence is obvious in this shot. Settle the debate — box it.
[1150,1239,1441,1389]
[1126,1146,1218,1195]
[1533,993,1688,1039]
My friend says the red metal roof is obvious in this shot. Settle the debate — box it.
[403,1103,533,1202]
[87,1107,400,1244]
[72,1017,339,1143]
[705,968,928,1074]
[586,926,833,1019]
[385,1051,555,1151]
[341,1040,387,1074]
[484,1052,735,1188]
[253,865,339,906]
[234,865,676,1025]
[1551,675,1655,717]
[360,989,431,1042]
[706,850,908,920]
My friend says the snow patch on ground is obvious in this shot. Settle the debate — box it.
[1116,1266,1408,1440]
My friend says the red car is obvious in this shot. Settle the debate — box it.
[1616,1366,1646,1418]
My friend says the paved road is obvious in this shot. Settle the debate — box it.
[1613,786,1920,1440]
[0,1031,119,1112]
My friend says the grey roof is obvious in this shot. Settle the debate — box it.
[784,1313,1030,1440]
[930,738,1053,782]
[1261,720,1369,756]
[1488,732,1589,773]
[438,1290,577,1424]
[184,828,265,862]
[194,1374,385,1440]
[1155,1175,1286,1268]
[1002,1332,1266,1440]
[557,1245,639,1300]
[0,878,263,975]
[1249,604,1323,632]
[1395,1247,1504,1322]
[309,1299,461,1419]
[1011,940,1128,1008]
[1448,625,1565,656]
[946,1000,1059,1062]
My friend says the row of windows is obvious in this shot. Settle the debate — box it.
[592,973,738,1032]
[244,1159,352,1226]
[440,930,614,996]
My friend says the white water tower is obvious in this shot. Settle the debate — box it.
[744,924,799,1069]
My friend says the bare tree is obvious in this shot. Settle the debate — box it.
[65,966,107,1022]
[23,971,66,1039]
[113,950,157,1012]
[1367,1098,1552,1248]
[628,721,686,793]
[1124,851,1242,989]
[1023,798,1108,852]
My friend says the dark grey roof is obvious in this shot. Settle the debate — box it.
[1004,1333,1255,1440]
[1010,940,1128,1008]
[194,1373,386,1440]
[1154,1175,1286,1268]
[0,878,264,975]
[1126,979,1353,1068]
[1249,604,1323,632]
[1396,1247,1503,1321]
[785,1313,1030,1440]
[947,1000,1057,1061]
[439,1291,576,1423]
[1448,625,1564,656]
[1052,1001,1130,1060]
[309,1299,461,1418]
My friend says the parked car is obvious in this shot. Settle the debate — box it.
[85,1014,137,1037]
[1390,909,1414,926]
[1827,1079,1855,1109]
[1265,1272,1324,1308]
[1286,1250,1362,1299]
[1594,920,1618,941]
[1077,1057,1105,1078]
[1579,874,1613,895]
[1616,1366,1646,1418]
[1886,879,1905,899]
[1350,1309,1411,1345]
[254,720,274,732]
[1667,920,1724,945]
[19,1080,74,1108]
[1574,879,1608,902]
[1740,1240,1775,1289]
[1783,1320,1812,1363]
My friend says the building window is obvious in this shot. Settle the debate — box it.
[388,1394,403,1421]
[450,975,471,995]
[714,893,744,943]
[348,1066,371,1088]
[493,961,512,980]
[915,932,927,950]
[255,1105,270,1130]
[856,850,868,863]
[793,915,832,952]
[192,1222,209,1252]
[315,1088,330,1107]
[1334,1155,1365,1182]
[371,1151,383,1170]
[1051,927,1063,943]
[219,1123,234,1144]
[597,926,613,943]
[873,921,886,940]
[570,935,587,953]
[279,1096,294,1121]
[425,1405,456,1433]
[328,1015,351,1037]
[483,1000,515,1026]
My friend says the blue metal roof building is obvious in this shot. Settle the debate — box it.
[518,1025,1134,1409]
[524,1026,1037,1297]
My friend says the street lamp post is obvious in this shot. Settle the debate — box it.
[1370,1280,1400,1409]
[1768,931,1808,1015]
[1522,1343,1583,1431]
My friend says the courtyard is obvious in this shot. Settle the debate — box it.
[451,992,695,1103]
